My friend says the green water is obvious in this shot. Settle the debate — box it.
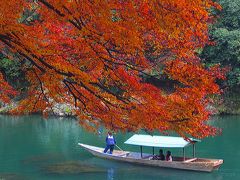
[0,115,240,180]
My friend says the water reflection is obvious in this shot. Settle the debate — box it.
[0,115,25,127]
[107,168,114,180]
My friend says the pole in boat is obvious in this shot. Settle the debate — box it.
[193,143,196,158]
[183,148,185,161]
[115,144,123,151]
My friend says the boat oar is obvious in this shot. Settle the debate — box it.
[115,144,124,151]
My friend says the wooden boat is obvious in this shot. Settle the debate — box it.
[78,134,223,172]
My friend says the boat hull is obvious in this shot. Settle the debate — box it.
[78,143,223,172]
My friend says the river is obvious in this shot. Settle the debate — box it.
[0,115,239,180]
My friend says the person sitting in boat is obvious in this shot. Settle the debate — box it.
[166,151,173,162]
[158,149,165,160]
[151,149,165,160]
[103,132,116,154]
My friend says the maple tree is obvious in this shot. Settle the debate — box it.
[0,0,225,138]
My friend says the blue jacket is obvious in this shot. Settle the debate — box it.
[106,135,116,145]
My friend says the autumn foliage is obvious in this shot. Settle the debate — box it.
[0,0,225,138]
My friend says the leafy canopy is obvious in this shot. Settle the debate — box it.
[0,0,225,138]
[201,0,240,89]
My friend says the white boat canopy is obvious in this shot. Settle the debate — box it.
[124,134,200,148]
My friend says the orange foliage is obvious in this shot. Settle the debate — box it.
[0,0,225,138]
[0,73,18,103]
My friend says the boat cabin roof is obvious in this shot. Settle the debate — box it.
[124,134,200,148]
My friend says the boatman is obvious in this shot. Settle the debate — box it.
[104,132,116,154]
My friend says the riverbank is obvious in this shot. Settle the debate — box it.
[0,102,75,117]
[1,92,240,116]
[213,91,240,115]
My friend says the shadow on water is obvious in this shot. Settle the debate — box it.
[0,173,28,180]
[22,153,67,167]
[42,161,106,175]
